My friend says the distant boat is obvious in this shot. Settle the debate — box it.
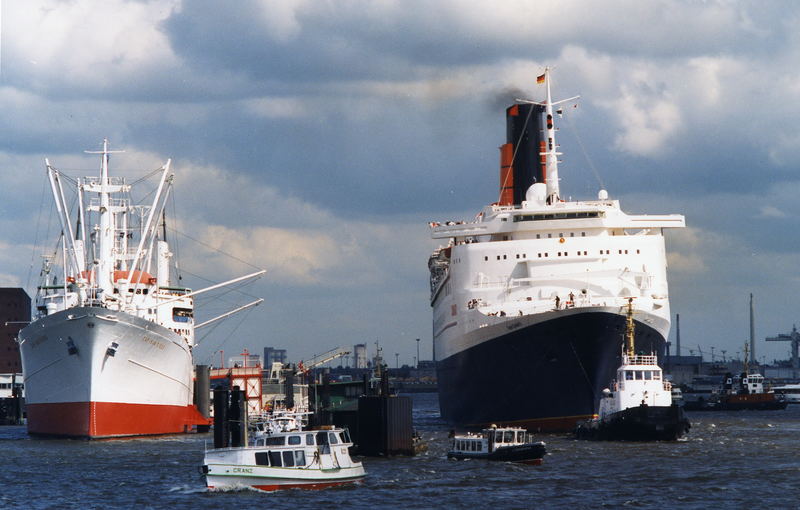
[713,372,788,410]
[575,299,690,441]
[772,383,800,404]
[447,425,546,465]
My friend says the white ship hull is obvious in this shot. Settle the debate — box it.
[19,306,204,438]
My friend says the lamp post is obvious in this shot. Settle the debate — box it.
[395,353,399,369]
[416,338,420,368]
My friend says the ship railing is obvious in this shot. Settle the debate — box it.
[472,294,648,317]
[626,354,658,366]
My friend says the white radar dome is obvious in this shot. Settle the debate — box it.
[598,189,609,200]
[526,183,547,204]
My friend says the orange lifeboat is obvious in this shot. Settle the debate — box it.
[112,270,157,285]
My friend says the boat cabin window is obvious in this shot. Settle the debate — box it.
[625,371,633,380]
[329,432,339,445]
[282,451,295,467]
[635,371,643,380]
[653,371,661,380]
[504,431,514,443]
[266,436,286,446]
[268,451,282,467]
[316,431,329,445]
[517,431,525,442]
[341,429,352,443]
[644,371,652,380]
[294,450,306,467]
[306,433,315,445]
[494,433,502,444]
[255,452,269,466]
[288,435,302,445]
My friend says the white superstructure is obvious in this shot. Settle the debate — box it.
[429,68,684,362]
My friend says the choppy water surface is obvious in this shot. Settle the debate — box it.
[1,394,798,509]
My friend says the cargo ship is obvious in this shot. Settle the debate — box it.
[428,68,685,431]
[19,141,263,438]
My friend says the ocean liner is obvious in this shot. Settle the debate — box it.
[428,69,685,431]
[19,141,263,438]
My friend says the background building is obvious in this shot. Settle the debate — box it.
[0,288,30,374]
[263,346,287,366]
[353,343,367,369]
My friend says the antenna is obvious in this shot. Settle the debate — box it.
[516,67,580,204]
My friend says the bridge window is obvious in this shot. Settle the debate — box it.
[173,307,193,323]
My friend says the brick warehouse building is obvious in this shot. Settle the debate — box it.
[0,288,31,373]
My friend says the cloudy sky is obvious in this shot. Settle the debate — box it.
[2,0,800,366]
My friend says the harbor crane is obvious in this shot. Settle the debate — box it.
[765,325,800,379]
[296,346,351,375]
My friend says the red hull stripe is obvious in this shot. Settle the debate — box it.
[210,480,362,492]
[27,401,210,438]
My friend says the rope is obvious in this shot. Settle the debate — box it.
[26,168,51,292]
[561,108,604,190]
[169,226,263,272]
[569,340,596,401]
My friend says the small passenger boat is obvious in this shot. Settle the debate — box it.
[447,425,546,465]
[202,411,365,491]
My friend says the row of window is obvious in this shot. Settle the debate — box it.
[485,248,642,261]
[254,449,306,468]
[455,439,484,452]
[262,431,344,447]
[536,232,586,239]
[623,370,662,381]
[514,211,602,222]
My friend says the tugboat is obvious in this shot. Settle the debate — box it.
[447,425,546,465]
[712,371,788,410]
[202,410,366,491]
[683,345,788,411]
[575,299,690,441]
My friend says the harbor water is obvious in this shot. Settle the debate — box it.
[1,393,798,509]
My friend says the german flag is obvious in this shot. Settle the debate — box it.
[537,73,546,84]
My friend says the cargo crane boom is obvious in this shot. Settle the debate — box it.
[296,346,351,375]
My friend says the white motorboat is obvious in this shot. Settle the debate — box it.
[203,411,366,491]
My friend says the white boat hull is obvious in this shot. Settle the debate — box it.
[19,306,205,438]
[204,446,365,491]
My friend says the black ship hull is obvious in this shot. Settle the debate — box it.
[575,405,690,441]
[436,311,666,432]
